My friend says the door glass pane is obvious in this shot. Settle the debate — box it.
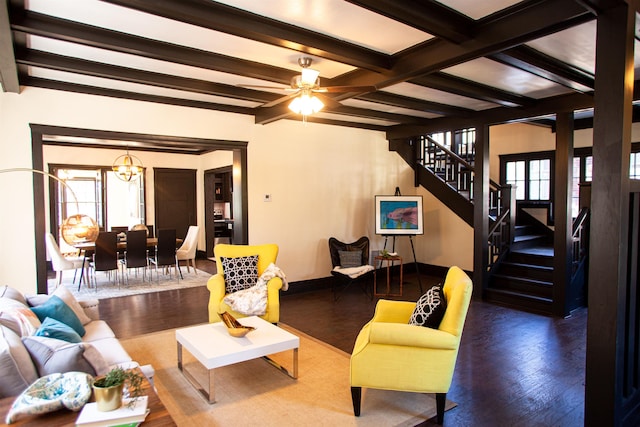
[106,171,145,229]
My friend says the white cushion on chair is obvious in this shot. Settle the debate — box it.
[333,265,374,278]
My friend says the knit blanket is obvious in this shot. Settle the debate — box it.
[223,263,288,316]
[332,264,374,278]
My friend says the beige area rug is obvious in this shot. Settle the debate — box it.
[121,325,455,426]
[47,268,208,300]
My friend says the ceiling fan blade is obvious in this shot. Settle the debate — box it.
[318,85,377,93]
[260,92,300,108]
[236,84,288,90]
[314,93,343,109]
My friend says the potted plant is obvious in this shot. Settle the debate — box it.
[92,367,144,411]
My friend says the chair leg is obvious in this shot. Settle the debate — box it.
[435,393,446,425]
[351,387,361,416]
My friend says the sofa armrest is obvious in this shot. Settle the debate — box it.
[369,322,458,350]
[78,299,100,321]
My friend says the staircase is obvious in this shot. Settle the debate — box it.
[485,224,554,313]
[391,133,589,316]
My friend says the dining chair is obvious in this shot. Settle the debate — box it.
[177,225,199,278]
[45,232,86,288]
[121,230,149,284]
[130,223,150,236]
[149,228,179,282]
[109,226,128,233]
[90,231,120,289]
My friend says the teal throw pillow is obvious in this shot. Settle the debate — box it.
[30,296,86,337]
[34,317,82,343]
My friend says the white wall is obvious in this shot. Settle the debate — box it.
[0,87,473,295]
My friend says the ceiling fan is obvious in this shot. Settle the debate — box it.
[241,57,377,112]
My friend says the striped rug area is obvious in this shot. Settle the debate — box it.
[48,267,209,300]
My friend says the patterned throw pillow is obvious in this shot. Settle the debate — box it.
[222,255,259,293]
[338,250,362,268]
[409,285,447,329]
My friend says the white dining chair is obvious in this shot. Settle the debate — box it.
[45,232,86,287]
[177,225,199,278]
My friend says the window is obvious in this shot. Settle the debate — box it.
[529,159,551,200]
[506,160,526,200]
[631,152,640,179]
[429,131,451,149]
[455,128,476,158]
[502,153,552,202]
[52,166,145,251]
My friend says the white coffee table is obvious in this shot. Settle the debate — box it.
[175,316,299,403]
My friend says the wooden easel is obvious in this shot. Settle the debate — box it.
[380,187,423,293]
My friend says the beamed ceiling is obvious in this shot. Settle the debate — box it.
[1,0,639,151]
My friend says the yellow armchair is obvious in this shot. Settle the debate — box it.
[350,266,473,424]
[207,243,283,324]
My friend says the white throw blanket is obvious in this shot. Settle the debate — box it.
[333,264,374,278]
[223,263,288,316]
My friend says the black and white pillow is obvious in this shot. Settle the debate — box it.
[409,285,447,329]
[221,255,259,293]
[338,250,362,268]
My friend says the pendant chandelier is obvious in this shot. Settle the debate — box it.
[112,149,143,182]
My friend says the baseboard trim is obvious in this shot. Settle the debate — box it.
[284,263,463,295]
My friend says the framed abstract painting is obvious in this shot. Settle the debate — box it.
[375,195,424,235]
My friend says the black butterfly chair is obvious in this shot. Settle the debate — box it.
[328,236,374,301]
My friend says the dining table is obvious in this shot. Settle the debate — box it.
[74,237,183,289]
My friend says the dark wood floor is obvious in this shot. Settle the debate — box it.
[99,258,587,426]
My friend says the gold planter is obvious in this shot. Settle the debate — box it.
[92,382,123,412]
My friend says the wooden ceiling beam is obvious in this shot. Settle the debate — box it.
[330,0,593,89]
[19,75,254,116]
[254,98,430,126]
[410,72,534,108]
[11,11,298,85]
[386,90,599,138]
[490,45,595,91]
[345,0,475,44]
[0,0,19,92]
[357,91,473,116]
[101,0,391,72]
[14,49,283,103]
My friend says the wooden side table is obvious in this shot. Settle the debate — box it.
[374,255,403,297]
[0,368,176,426]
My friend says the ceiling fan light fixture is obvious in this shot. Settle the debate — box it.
[300,68,320,86]
[288,92,324,116]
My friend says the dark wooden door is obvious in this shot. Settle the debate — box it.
[154,168,196,240]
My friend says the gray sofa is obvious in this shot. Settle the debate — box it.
[0,285,151,398]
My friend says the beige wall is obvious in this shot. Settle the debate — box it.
[0,87,474,295]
